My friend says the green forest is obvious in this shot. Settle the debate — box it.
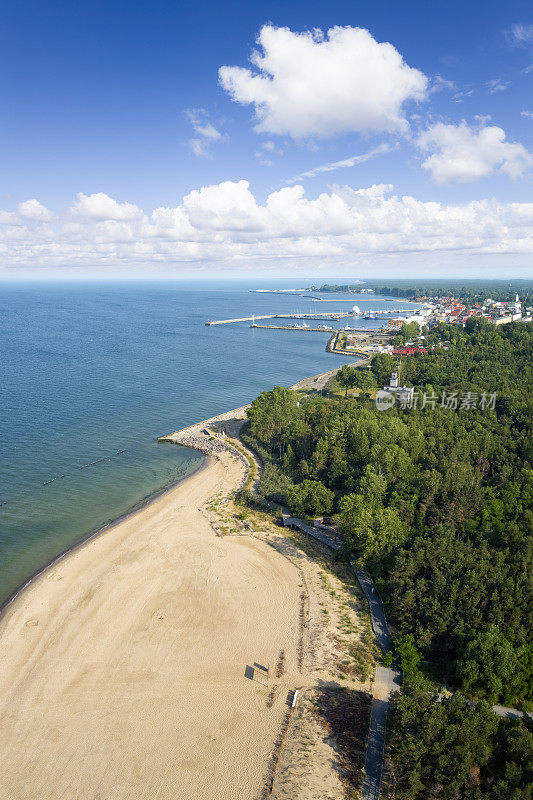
[318,280,533,302]
[385,683,532,799]
[243,318,532,797]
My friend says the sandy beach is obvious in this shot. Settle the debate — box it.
[0,359,374,800]
[0,448,302,800]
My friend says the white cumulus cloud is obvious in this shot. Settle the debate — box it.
[2,182,533,270]
[182,180,267,231]
[219,25,428,139]
[17,199,53,221]
[71,192,143,221]
[417,121,533,183]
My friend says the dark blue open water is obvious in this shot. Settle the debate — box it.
[0,281,418,605]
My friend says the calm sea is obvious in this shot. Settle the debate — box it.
[0,281,418,605]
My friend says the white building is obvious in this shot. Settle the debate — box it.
[384,372,415,405]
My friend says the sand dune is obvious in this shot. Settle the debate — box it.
[0,451,301,800]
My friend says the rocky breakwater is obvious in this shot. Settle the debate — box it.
[158,416,251,493]
[160,427,229,457]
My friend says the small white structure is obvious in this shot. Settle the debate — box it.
[384,372,415,405]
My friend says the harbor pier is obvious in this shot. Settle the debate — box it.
[206,311,353,326]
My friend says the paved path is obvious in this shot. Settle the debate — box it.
[354,570,394,654]
[493,705,533,720]
[282,516,341,550]
[361,665,402,799]
[361,695,388,800]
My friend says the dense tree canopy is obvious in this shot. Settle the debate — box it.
[352,368,377,390]
[317,281,533,303]
[287,479,334,518]
[246,321,533,707]
[386,685,532,800]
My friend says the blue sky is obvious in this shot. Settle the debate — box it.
[1,0,532,278]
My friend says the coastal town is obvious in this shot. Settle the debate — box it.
[411,292,531,326]
[247,289,533,360]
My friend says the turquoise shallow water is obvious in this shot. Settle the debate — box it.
[0,281,418,605]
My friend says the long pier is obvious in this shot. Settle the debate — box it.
[311,298,379,302]
[206,315,268,325]
[250,324,336,332]
[250,291,322,300]
[311,297,419,303]
[205,308,418,326]
[206,312,353,326]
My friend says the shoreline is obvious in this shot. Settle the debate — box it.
[0,444,304,800]
[0,453,209,624]
[0,361,360,622]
